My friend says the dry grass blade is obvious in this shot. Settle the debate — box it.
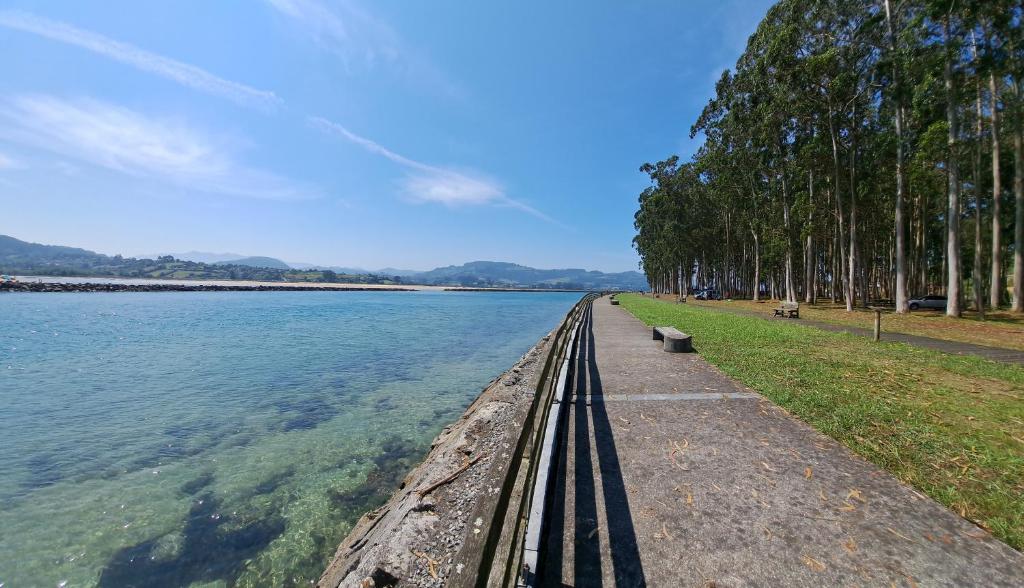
[801,554,826,572]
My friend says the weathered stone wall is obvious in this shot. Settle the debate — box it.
[317,328,559,588]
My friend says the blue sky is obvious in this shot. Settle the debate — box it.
[0,0,773,272]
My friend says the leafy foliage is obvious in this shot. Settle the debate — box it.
[633,0,1024,315]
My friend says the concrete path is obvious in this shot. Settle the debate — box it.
[693,301,1024,365]
[540,297,1024,587]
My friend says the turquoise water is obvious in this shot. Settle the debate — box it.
[0,291,580,587]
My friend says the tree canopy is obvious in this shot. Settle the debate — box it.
[633,0,1024,316]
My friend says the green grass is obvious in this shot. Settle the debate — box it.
[619,293,1024,550]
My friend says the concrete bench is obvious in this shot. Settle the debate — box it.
[773,301,799,318]
[610,297,620,305]
[652,326,693,353]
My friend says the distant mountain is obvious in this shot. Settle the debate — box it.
[145,251,247,264]
[1,235,643,290]
[214,256,291,270]
[289,262,370,274]
[377,267,421,278]
[0,235,400,285]
[0,234,110,267]
[414,261,645,290]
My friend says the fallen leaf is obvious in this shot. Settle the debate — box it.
[686,492,694,506]
[804,467,813,480]
[762,461,778,473]
[839,502,857,512]
[818,489,828,502]
[847,488,865,503]
[843,537,857,552]
[801,554,826,572]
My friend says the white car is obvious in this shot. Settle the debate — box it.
[908,295,946,311]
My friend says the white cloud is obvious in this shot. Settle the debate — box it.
[309,116,554,222]
[0,95,314,200]
[264,0,462,98]
[0,10,281,110]
[264,0,399,69]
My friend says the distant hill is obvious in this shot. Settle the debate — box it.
[413,261,645,290]
[0,235,644,290]
[377,267,421,278]
[0,234,110,267]
[290,262,371,274]
[214,256,291,270]
[144,251,246,264]
[0,235,400,285]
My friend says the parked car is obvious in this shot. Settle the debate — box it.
[695,289,721,301]
[908,294,946,311]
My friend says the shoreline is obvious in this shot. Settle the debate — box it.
[318,296,586,587]
[0,281,418,293]
[3,276,591,293]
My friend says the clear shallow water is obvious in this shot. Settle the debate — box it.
[0,291,580,587]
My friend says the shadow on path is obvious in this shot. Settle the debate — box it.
[543,303,646,587]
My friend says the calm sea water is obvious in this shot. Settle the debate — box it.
[0,290,580,587]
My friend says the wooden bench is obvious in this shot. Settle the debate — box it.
[652,326,693,352]
[677,294,687,303]
[773,301,799,318]
[610,297,620,305]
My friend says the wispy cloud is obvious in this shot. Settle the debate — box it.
[0,95,314,200]
[0,10,281,110]
[264,0,463,98]
[309,116,554,222]
[264,0,399,69]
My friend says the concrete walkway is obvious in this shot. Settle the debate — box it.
[693,301,1024,365]
[540,297,1023,587]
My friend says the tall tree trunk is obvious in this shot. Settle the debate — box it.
[918,182,928,292]
[751,228,761,301]
[828,114,852,311]
[782,174,797,302]
[805,170,815,304]
[990,72,1004,307]
[885,0,909,313]
[944,19,962,317]
[848,104,859,310]
[972,47,986,319]
[1013,78,1024,312]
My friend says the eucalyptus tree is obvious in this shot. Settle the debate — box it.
[884,0,911,312]
[632,0,1024,315]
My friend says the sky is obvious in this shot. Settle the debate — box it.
[0,0,774,272]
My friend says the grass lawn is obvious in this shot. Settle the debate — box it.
[619,293,1024,550]
[683,296,1024,351]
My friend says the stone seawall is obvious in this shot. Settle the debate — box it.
[317,313,570,587]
